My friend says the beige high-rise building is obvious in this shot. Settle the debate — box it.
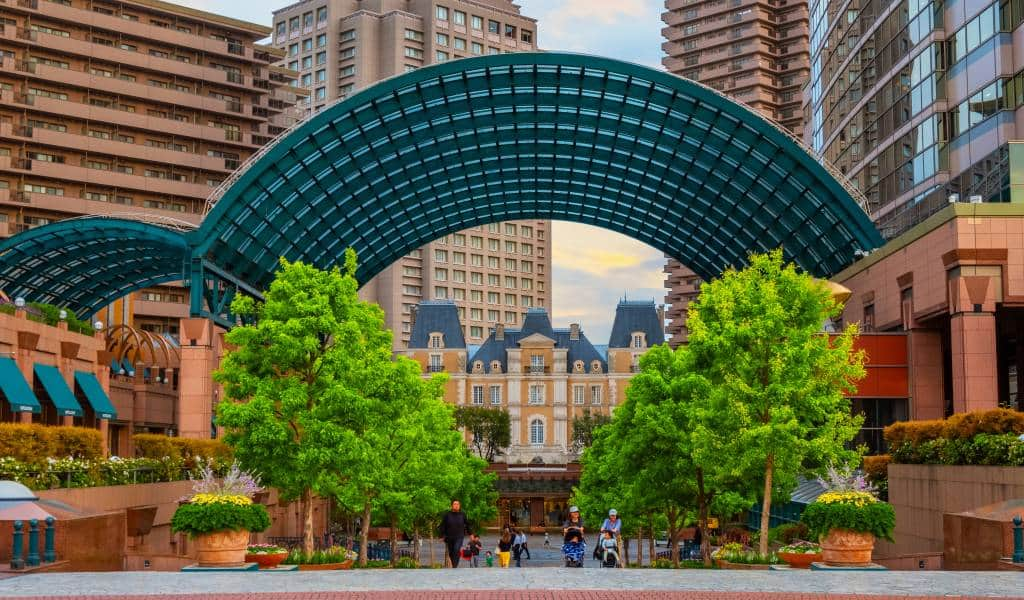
[660,0,810,345]
[0,0,305,336]
[270,0,551,349]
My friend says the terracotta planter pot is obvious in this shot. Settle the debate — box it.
[297,559,354,571]
[245,552,288,569]
[820,529,875,567]
[777,552,821,569]
[195,529,250,568]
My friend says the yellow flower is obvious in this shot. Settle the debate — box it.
[815,490,877,506]
[191,493,252,506]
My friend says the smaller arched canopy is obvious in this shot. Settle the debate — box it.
[0,218,189,317]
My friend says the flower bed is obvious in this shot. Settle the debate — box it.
[777,542,821,568]
[710,542,778,569]
[281,546,357,570]
[246,544,289,569]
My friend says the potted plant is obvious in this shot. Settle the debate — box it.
[281,546,357,571]
[776,541,821,568]
[171,461,271,568]
[801,465,896,567]
[245,544,289,569]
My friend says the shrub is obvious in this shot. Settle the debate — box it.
[943,408,1024,440]
[170,498,270,537]
[884,409,1024,466]
[0,424,54,462]
[862,455,890,482]
[394,556,419,569]
[721,526,751,546]
[800,491,895,542]
[775,522,809,544]
[711,542,778,565]
[133,433,181,460]
[50,426,103,459]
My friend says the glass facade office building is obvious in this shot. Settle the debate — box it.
[804,0,1024,238]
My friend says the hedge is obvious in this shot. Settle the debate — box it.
[883,409,1024,466]
[133,434,232,463]
[0,424,103,461]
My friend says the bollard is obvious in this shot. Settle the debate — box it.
[1014,515,1023,564]
[26,519,40,567]
[44,517,56,563]
[11,520,24,570]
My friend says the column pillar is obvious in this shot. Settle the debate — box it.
[947,266,1002,413]
[178,318,216,439]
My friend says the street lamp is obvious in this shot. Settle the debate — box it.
[93,320,104,331]
[14,297,25,308]
[58,309,67,321]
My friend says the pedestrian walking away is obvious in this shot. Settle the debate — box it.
[512,528,524,567]
[439,499,469,568]
[521,529,531,559]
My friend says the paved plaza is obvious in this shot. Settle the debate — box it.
[0,569,1022,599]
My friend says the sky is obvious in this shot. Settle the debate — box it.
[180,0,668,342]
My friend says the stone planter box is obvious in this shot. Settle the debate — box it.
[296,559,353,571]
[821,529,875,567]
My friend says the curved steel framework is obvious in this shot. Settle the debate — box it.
[0,53,883,326]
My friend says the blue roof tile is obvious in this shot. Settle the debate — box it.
[408,301,466,349]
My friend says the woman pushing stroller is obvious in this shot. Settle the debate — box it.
[561,506,586,567]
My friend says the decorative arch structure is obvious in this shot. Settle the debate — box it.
[0,53,883,327]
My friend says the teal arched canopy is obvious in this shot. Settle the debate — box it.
[0,53,883,321]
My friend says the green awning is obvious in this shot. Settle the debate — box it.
[0,358,41,413]
[74,371,116,420]
[33,364,83,418]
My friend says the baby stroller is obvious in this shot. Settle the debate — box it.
[599,537,620,568]
[562,527,586,567]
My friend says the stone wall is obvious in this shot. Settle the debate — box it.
[880,464,1024,559]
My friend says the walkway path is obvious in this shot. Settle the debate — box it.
[0,569,1021,598]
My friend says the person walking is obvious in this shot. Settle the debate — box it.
[520,529,531,560]
[512,528,524,567]
[600,509,623,567]
[439,499,469,568]
[497,528,514,568]
[469,533,483,567]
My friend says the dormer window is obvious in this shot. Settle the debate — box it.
[473,360,484,373]
[590,360,602,374]
[429,333,443,349]
[490,360,502,373]
[573,360,584,373]
[632,332,645,349]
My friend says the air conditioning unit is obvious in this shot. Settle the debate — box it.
[969,195,983,204]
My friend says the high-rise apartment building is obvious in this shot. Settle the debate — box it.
[661,0,810,344]
[804,0,1024,239]
[270,0,551,349]
[0,0,304,335]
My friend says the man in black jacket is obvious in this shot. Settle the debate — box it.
[439,499,469,567]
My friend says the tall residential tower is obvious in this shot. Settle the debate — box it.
[660,0,810,344]
[271,0,551,349]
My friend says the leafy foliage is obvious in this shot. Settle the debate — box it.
[133,434,232,464]
[0,424,103,461]
[712,542,779,564]
[800,491,895,542]
[684,250,866,554]
[570,408,611,453]
[885,409,1024,466]
[281,546,356,565]
[0,454,223,490]
[453,406,510,461]
[0,301,96,335]
[170,500,270,537]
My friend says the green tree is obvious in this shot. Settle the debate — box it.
[214,252,395,555]
[685,250,865,555]
[570,409,612,453]
[453,406,510,461]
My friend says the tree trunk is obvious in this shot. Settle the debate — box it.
[428,531,436,567]
[412,527,420,563]
[647,514,655,566]
[622,537,630,567]
[358,502,372,566]
[759,453,774,556]
[302,488,315,555]
[636,527,642,567]
[666,507,680,567]
[389,513,399,567]
[696,467,713,566]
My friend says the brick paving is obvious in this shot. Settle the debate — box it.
[1,570,1023,599]
[6,594,1022,600]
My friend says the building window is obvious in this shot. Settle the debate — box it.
[436,51,449,62]
[454,10,466,25]
[472,385,484,405]
[436,33,449,46]
[488,385,502,405]
[434,287,448,299]
[504,24,516,38]
[472,15,483,30]
[471,325,483,338]
[591,385,602,405]
[529,385,544,405]
[430,333,443,349]
[317,7,328,25]
[315,87,326,100]
[472,42,484,55]
[574,385,585,405]
[521,30,533,44]
[488,20,500,34]
[530,418,544,444]
[405,47,424,59]
[530,355,544,373]
[429,354,442,372]
[435,249,448,262]
[316,51,327,64]
[340,29,356,42]
[633,333,644,348]
[436,6,449,20]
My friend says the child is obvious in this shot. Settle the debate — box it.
[544,531,551,547]
[460,545,473,566]
[484,551,494,567]
[469,533,483,568]
[600,530,619,567]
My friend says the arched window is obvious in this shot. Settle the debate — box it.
[529,418,544,445]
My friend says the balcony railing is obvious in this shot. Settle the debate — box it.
[528,365,547,374]
[225,72,244,84]
[225,100,243,113]
[227,42,244,56]
[428,365,445,373]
